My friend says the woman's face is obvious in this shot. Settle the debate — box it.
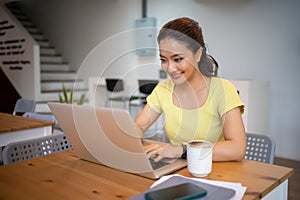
[159,38,202,85]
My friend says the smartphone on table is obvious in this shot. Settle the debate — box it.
[145,182,207,200]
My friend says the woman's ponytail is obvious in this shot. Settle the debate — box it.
[198,47,219,77]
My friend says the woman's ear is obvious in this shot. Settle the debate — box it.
[195,47,203,63]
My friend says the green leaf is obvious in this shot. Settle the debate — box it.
[62,84,69,103]
[78,93,86,105]
[70,87,74,104]
[59,94,64,103]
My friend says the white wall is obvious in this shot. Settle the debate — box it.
[21,0,139,70]
[18,0,300,161]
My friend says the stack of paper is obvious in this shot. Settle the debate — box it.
[131,174,246,200]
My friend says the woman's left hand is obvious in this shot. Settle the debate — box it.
[144,143,182,162]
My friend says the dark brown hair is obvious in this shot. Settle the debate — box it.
[157,17,218,77]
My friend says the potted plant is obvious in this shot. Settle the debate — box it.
[58,84,85,105]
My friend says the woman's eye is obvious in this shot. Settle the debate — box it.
[160,58,167,63]
[174,58,183,63]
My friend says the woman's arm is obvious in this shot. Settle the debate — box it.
[212,107,246,161]
[134,104,161,134]
[135,104,182,161]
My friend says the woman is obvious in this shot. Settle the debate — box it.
[135,17,246,162]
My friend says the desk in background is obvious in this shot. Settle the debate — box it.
[0,112,53,148]
[0,150,293,200]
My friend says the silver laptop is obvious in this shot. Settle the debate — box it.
[48,102,186,179]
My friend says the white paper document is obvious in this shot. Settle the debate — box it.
[151,174,247,200]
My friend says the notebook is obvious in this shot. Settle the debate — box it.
[48,102,186,179]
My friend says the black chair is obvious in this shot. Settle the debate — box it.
[138,79,158,103]
[105,78,133,109]
[129,79,158,110]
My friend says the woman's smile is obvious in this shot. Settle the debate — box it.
[170,70,184,80]
[159,38,200,85]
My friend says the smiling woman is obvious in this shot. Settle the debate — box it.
[157,17,217,78]
[134,17,246,163]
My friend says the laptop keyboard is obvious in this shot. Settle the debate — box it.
[149,157,170,170]
[148,153,178,170]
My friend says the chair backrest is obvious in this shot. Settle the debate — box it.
[138,79,158,95]
[23,112,56,133]
[23,112,56,123]
[13,99,36,115]
[245,133,276,164]
[105,79,124,92]
[2,133,72,165]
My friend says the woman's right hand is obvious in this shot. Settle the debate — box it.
[144,143,182,162]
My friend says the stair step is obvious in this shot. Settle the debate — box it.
[40,48,56,55]
[41,71,78,81]
[14,15,29,21]
[36,39,51,47]
[26,27,39,33]
[41,81,87,91]
[38,90,88,102]
[23,24,38,29]
[31,33,45,40]
[41,55,64,63]
[42,88,87,94]
[7,9,24,17]
[19,20,34,27]
[41,63,70,71]
[13,14,28,21]
[35,99,88,114]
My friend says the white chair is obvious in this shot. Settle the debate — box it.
[245,133,276,164]
[13,99,36,115]
[23,112,57,133]
[2,133,72,165]
[23,112,56,122]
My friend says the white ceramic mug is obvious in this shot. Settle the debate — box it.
[187,140,213,177]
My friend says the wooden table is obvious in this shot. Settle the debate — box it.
[0,112,54,147]
[0,150,293,200]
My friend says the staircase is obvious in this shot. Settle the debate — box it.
[5,2,88,113]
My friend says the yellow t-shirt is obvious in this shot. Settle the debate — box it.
[147,77,244,145]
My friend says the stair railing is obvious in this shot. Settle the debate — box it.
[0,5,41,100]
